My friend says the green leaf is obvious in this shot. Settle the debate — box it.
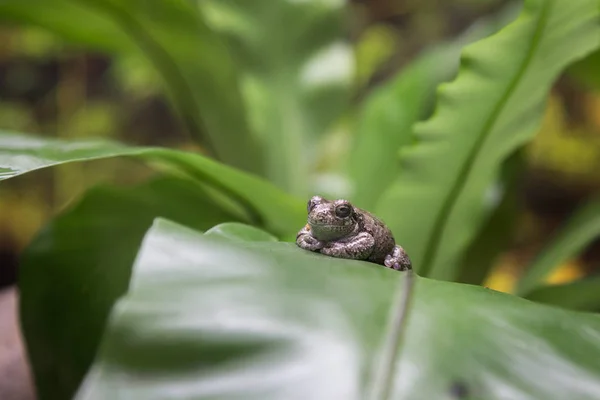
[0,131,304,237]
[72,219,600,399]
[349,5,519,209]
[204,222,278,242]
[526,276,600,312]
[517,198,600,295]
[20,177,243,400]
[376,0,600,280]
[200,0,351,196]
[0,0,263,174]
[457,151,523,285]
[349,49,452,210]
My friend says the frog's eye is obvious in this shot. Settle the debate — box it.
[335,204,352,218]
[307,199,314,212]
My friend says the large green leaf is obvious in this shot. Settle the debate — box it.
[349,5,519,210]
[72,219,600,399]
[200,0,351,196]
[20,177,243,400]
[517,198,600,295]
[0,0,263,174]
[376,0,600,280]
[0,131,304,236]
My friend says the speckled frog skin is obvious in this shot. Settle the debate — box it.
[296,196,412,271]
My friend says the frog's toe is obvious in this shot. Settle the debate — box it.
[384,250,412,271]
[384,256,399,270]
[387,261,409,271]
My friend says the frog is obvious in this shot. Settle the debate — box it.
[296,195,412,271]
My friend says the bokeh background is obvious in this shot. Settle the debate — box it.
[1,0,600,296]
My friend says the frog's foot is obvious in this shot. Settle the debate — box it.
[384,245,412,271]
[296,232,325,252]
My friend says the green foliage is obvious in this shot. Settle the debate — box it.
[349,48,454,210]
[526,275,600,311]
[1,0,600,398]
[376,0,600,281]
[20,177,243,400]
[349,5,517,209]
[517,198,600,295]
[0,0,351,195]
[568,49,600,90]
[0,131,305,237]
[200,0,351,196]
[75,219,600,399]
[0,0,263,174]
[457,151,523,285]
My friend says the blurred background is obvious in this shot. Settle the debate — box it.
[1,0,600,294]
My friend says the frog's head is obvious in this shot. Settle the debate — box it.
[306,195,357,241]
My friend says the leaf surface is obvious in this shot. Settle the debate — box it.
[73,219,600,400]
[19,178,243,400]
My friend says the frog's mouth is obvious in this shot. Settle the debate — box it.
[307,221,354,241]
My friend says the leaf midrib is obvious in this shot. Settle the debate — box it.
[366,271,415,400]
[418,1,551,279]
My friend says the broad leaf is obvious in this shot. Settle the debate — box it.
[349,5,518,209]
[0,0,263,174]
[19,177,243,400]
[0,131,304,237]
[376,0,600,280]
[517,198,600,295]
[73,219,600,399]
[200,0,351,196]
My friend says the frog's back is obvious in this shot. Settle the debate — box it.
[356,208,395,263]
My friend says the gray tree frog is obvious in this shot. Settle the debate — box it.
[296,196,412,271]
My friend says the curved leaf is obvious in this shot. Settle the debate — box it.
[349,5,519,209]
[0,131,304,237]
[200,0,351,196]
[0,0,264,174]
[72,219,600,399]
[204,222,278,243]
[20,177,243,400]
[376,0,600,280]
[517,198,600,295]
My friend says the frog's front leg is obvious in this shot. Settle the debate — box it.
[296,225,325,252]
[320,232,375,260]
[384,245,412,271]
